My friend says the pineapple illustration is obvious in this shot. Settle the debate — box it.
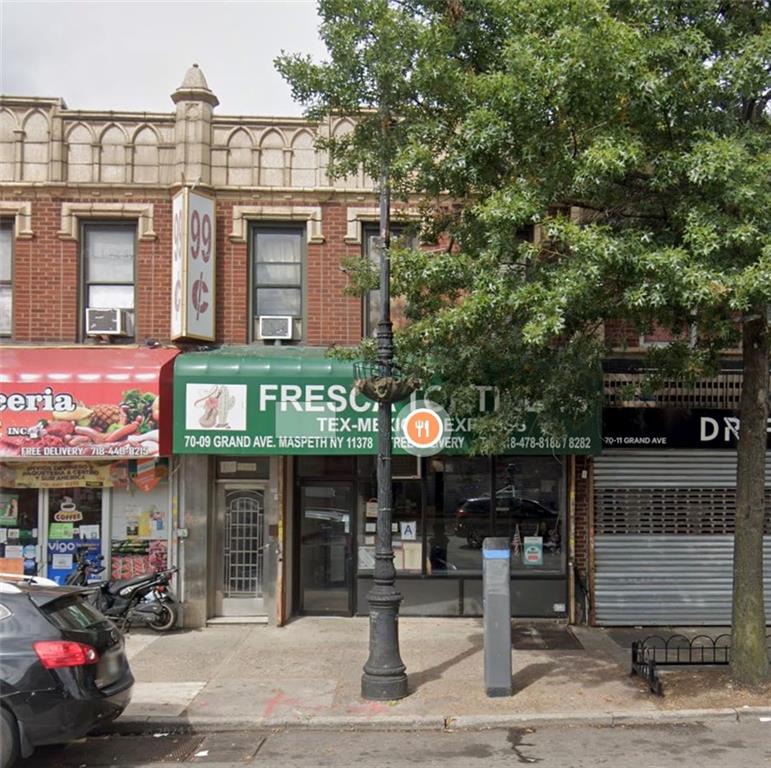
[90,404,122,432]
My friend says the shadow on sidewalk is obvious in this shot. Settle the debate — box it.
[512,661,559,694]
[408,632,484,693]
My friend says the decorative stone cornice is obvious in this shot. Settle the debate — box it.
[0,201,33,238]
[229,205,324,243]
[58,202,156,240]
[344,206,420,244]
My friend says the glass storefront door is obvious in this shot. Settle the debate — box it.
[46,487,105,584]
[299,483,354,614]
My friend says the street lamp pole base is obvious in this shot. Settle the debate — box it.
[361,670,409,701]
[361,586,409,701]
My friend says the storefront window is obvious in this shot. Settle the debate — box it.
[357,458,422,574]
[111,472,170,579]
[47,488,103,584]
[0,489,39,575]
[426,457,489,575]
[493,457,564,573]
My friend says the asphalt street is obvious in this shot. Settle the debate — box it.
[17,719,771,768]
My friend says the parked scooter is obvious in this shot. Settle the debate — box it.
[66,546,179,632]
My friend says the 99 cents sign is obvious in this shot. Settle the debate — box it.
[171,189,216,340]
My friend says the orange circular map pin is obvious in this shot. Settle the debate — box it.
[403,407,445,449]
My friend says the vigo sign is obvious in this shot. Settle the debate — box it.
[171,188,216,341]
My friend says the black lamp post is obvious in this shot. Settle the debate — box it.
[357,166,410,701]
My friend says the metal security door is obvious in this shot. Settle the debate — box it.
[221,488,266,616]
[594,450,771,625]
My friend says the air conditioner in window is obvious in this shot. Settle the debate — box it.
[85,308,134,336]
[258,315,293,340]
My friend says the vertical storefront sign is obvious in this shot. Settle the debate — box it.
[171,188,216,341]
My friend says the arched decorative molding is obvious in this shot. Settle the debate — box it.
[230,205,323,244]
[227,128,255,186]
[97,122,128,144]
[344,206,420,244]
[331,117,354,138]
[259,128,286,186]
[130,123,160,144]
[21,109,49,135]
[0,108,19,132]
[65,122,95,183]
[0,201,33,239]
[21,109,49,182]
[225,126,255,147]
[132,124,160,184]
[0,110,17,181]
[259,127,286,148]
[65,121,95,141]
[99,123,128,183]
[59,202,156,241]
[290,128,316,188]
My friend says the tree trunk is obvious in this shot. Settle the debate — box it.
[730,305,769,686]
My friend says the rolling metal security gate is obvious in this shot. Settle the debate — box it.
[594,450,771,625]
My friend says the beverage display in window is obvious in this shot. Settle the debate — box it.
[47,488,103,584]
[0,489,38,575]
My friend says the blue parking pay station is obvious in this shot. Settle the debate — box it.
[483,537,512,697]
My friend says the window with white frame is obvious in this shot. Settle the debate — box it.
[0,221,12,336]
[82,223,136,340]
[251,226,304,341]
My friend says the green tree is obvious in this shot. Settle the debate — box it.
[278,0,771,685]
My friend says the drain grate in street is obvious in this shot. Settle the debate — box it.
[20,734,206,767]
[188,732,266,763]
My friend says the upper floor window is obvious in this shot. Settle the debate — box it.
[0,221,12,337]
[363,224,412,338]
[251,226,304,342]
[82,223,135,341]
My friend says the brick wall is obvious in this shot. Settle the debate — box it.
[2,192,377,346]
[573,454,593,623]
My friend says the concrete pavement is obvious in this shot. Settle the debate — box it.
[111,618,771,733]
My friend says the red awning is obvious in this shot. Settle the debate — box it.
[0,347,178,459]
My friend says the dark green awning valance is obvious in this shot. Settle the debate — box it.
[173,348,600,456]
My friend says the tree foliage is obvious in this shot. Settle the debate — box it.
[278,0,771,683]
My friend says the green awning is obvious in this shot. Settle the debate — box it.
[173,348,600,456]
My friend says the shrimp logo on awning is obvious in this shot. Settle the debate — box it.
[397,400,452,457]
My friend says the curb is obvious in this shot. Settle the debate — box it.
[97,706,771,736]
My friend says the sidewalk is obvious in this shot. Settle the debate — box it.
[112,618,771,732]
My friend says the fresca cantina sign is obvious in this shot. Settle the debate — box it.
[174,377,599,456]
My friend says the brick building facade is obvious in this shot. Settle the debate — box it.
[2,65,765,629]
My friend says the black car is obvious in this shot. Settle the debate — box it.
[454,488,560,549]
[0,580,133,768]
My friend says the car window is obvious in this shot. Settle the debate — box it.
[44,596,104,630]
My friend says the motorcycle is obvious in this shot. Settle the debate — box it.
[66,546,179,632]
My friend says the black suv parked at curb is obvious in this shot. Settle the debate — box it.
[0,580,133,768]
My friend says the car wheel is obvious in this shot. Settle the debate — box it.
[1,707,20,768]
[148,603,177,632]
